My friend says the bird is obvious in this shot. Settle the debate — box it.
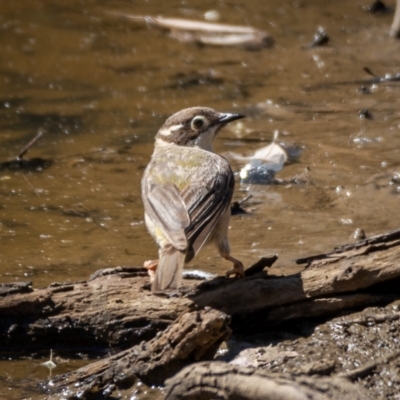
[141,106,245,293]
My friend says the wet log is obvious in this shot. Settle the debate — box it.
[1,229,400,349]
[46,309,230,398]
[164,361,370,400]
[0,268,192,350]
[190,239,400,313]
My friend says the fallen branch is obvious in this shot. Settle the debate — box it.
[45,308,230,398]
[164,361,370,400]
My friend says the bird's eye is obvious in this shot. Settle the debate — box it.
[191,115,206,130]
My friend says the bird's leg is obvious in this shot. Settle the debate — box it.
[224,255,245,279]
[143,259,158,282]
[218,237,245,279]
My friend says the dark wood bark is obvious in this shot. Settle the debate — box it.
[0,269,192,350]
[46,308,230,398]
[164,361,370,400]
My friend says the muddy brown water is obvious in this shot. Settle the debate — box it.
[1,0,400,398]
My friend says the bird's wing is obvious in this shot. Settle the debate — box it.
[142,155,234,257]
[143,182,190,251]
[182,159,234,260]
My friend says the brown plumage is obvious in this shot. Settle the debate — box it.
[141,107,244,293]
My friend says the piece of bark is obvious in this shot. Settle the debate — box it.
[0,281,32,297]
[164,361,371,400]
[47,308,230,398]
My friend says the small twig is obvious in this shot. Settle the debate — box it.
[363,66,400,82]
[41,349,57,378]
[17,130,43,160]
[363,66,379,78]
[231,194,253,215]
[238,194,252,205]
[244,255,278,276]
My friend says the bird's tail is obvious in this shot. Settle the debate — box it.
[152,247,185,293]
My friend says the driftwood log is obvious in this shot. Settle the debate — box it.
[164,361,370,400]
[1,228,400,398]
[45,309,230,398]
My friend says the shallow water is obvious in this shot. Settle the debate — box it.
[1,0,400,397]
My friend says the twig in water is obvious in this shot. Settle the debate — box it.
[41,349,57,378]
[238,194,252,205]
[231,194,253,215]
[17,130,43,161]
[363,66,400,82]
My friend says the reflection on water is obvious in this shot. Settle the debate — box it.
[1,0,400,397]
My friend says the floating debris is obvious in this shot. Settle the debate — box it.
[359,108,373,119]
[41,349,56,378]
[0,157,53,171]
[305,27,330,48]
[351,228,366,241]
[364,0,393,13]
[107,12,274,50]
[204,10,220,22]
[390,172,400,184]
[353,136,382,144]
[305,66,400,91]
[357,85,372,94]
[231,194,252,215]
[237,131,288,184]
[363,66,400,83]
[0,130,52,171]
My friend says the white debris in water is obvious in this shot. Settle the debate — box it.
[204,10,221,22]
[238,130,287,183]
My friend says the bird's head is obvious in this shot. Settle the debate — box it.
[155,107,245,151]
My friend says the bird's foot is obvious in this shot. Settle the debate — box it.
[143,259,158,282]
[225,256,245,279]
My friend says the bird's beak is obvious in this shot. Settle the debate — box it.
[218,112,245,125]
